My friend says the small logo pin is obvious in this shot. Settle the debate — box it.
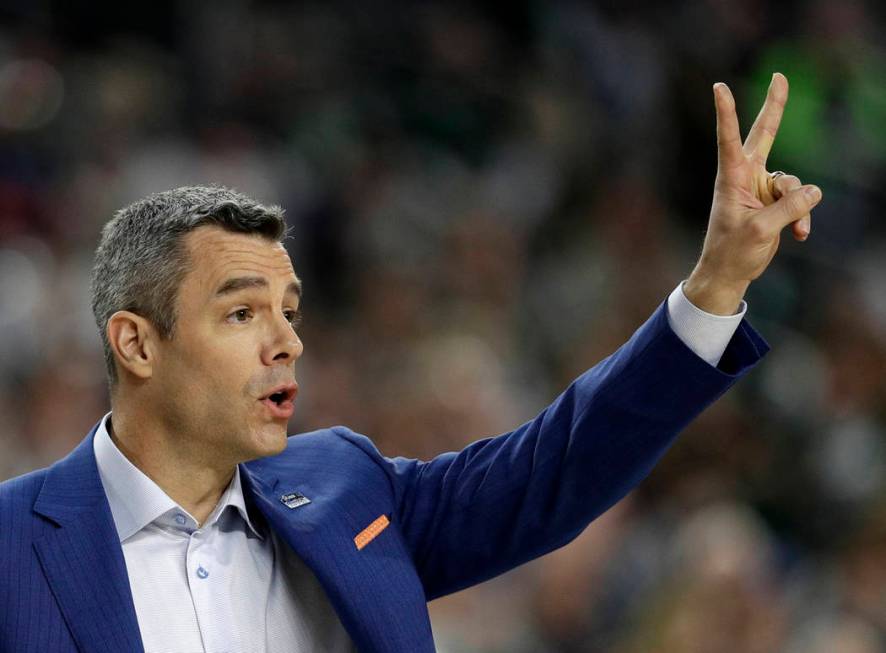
[280,492,311,509]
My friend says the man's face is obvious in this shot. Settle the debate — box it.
[149,225,303,464]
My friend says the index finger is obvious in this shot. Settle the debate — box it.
[742,72,788,165]
[714,82,744,171]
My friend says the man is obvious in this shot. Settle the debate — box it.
[0,75,820,652]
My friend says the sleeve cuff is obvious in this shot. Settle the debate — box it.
[665,281,746,367]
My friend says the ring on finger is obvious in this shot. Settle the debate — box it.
[769,170,786,180]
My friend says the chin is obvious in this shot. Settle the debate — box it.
[250,422,289,459]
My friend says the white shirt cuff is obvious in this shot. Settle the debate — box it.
[665,281,746,367]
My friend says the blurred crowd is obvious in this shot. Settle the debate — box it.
[1,1,884,651]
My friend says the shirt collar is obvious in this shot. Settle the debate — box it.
[93,411,263,542]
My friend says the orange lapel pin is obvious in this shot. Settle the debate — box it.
[354,515,390,550]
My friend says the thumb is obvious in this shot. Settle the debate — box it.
[764,184,822,229]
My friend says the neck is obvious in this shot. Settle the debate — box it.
[108,404,234,526]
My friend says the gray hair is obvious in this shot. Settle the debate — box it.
[90,185,288,387]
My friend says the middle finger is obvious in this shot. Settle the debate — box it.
[743,73,789,166]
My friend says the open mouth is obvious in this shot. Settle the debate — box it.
[261,383,297,404]
[259,383,298,419]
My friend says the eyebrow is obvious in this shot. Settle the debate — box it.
[214,276,302,299]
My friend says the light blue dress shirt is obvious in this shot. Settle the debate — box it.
[92,281,743,652]
[93,417,354,653]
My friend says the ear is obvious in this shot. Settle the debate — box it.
[106,310,157,382]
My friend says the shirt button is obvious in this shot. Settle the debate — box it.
[175,513,187,525]
[196,565,209,579]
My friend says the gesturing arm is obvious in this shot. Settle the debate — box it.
[338,301,767,600]
[339,73,819,600]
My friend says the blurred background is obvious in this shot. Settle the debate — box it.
[1,1,885,650]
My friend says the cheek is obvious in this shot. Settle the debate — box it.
[163,335,254,399]
[199,344,255,397]
[189,320,255,365]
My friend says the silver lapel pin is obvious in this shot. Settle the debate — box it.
[280,492,311,509]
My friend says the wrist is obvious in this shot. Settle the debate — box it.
[683,271,749,316]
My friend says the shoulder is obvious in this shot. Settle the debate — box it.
[247,426,416,516]
[260,425,387,466]
[0,467,51,551]
[0,467,49,508]
[246,426,400,495]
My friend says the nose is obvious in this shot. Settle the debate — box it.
[261,314,303,366]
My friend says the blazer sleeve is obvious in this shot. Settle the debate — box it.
[334,300,770,600]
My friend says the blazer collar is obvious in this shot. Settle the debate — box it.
[32,421,145,653]
[33,422,110,522]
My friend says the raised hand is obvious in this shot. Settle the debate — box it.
[684,73,822,315]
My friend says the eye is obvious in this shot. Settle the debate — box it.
[284,309,303,330]
[227,308,253,324]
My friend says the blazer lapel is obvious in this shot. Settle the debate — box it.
[240,463,435,653]
[32,424,144,653]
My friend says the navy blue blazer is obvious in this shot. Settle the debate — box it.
[0,302,769,652]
